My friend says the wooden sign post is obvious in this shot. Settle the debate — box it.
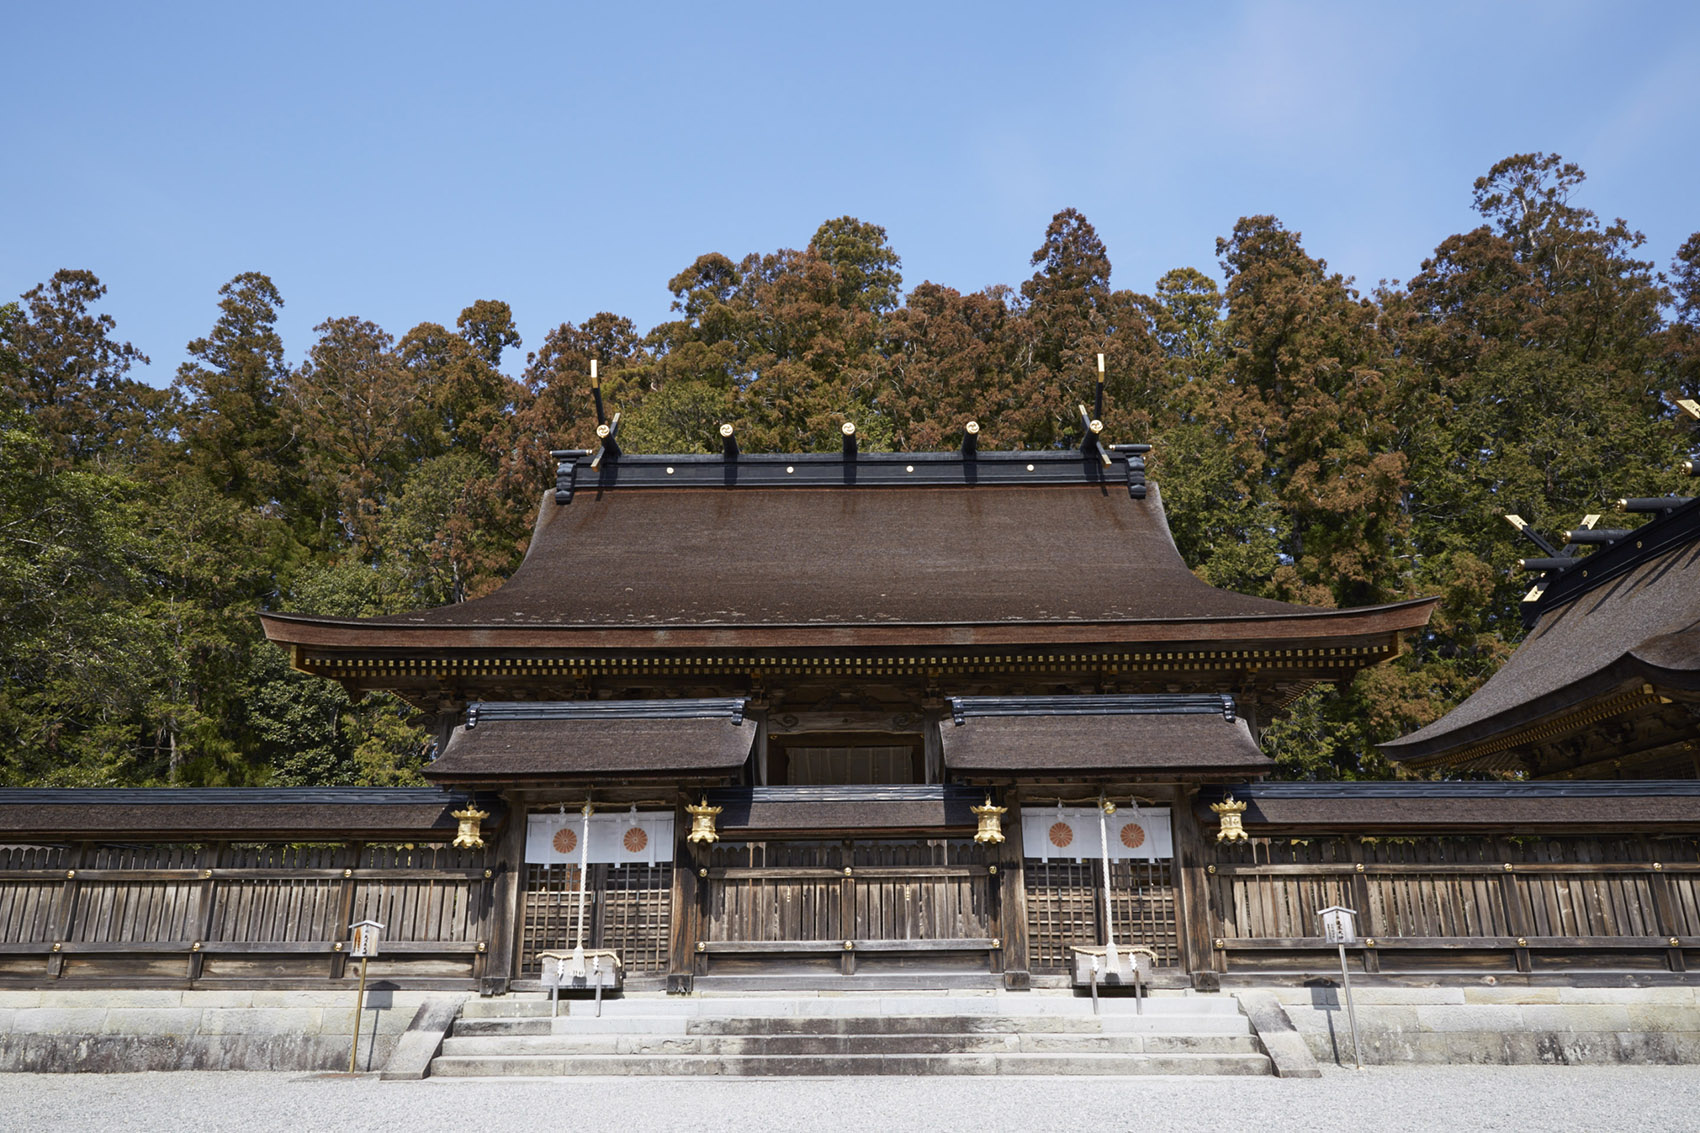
[347,919,384,1072]
[1318,905,1363,1069]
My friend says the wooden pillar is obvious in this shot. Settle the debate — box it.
[47,843,89,981]
[1642,837,1687,973]
[1170,788,1220,986]
[480,797,528,995]
[839,839,856,975]
[329,841,365,981]
[666,797,701,994]
[999,794,1031,990]
[186,841,227,983]
[1496,837,1534,974]
[1345,838,1380,974]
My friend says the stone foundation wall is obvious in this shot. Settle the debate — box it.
[1265,986,1700,1066]
[5,985,1698,1072]
[0,989,470,1073]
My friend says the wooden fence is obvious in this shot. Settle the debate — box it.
[0,841,495,987]
[696,839,998,974]
[1209,834,1700,975]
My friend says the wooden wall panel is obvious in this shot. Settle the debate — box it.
[1209,834,1700,974]
[0,839,496,988]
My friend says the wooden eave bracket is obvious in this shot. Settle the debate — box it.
[1403,683,1674,772]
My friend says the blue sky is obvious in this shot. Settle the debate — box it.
[5,1,1698,385]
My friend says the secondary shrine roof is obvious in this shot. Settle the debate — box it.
[940,694,1272,777]
[1382,498,1700,771]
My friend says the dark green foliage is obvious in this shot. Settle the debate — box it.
[3,155,1694,785]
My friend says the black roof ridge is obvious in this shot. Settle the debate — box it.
[553,446,1150,498]
[1204,780,1700,798]
[0,787,487,804]
[705,785,982,802]
[467,698,747,725]
[551,449,1148,463]
[1524,496,1700,627]
[949,693,1236,723]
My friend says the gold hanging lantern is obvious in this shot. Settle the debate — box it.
[971,795,1007,844]
[451,805,489,850]
[686,797,722,844]
[1210,795,1249,844]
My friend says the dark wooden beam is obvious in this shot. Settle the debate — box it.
[999,794,1031,990]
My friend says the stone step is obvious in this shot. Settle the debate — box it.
[454,1013,1249,1039]
[688,1014,1249,1036]
[427,1050,1273,1077]
[440,1031,1262,1058]
[458,993,1240,1020]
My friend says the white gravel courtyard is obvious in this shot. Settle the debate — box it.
[2,1065,1696,1133]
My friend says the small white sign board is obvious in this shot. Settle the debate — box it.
[1319,906,1357,944]
[349,919,385,958]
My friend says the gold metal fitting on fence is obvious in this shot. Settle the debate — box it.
[1210,796,1249,843]
[972,795,1007,844]
[451,806,489,850]
[686,798,722,844]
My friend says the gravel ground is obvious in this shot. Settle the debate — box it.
[2,1066,1697,1133]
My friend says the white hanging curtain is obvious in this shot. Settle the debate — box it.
[1022,806,1172,863]
[526,811,675,865]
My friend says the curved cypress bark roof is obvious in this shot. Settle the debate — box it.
[1383,500,1700,771]
[425,699,757,784]
[939,694,1272,777]
[261,451,1434,653]
[0,788,503,840]
[1197,781,1700,832]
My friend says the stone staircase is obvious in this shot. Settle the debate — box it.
[427,991,1272,1077]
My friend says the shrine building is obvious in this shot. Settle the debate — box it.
[259,429,1435,993]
